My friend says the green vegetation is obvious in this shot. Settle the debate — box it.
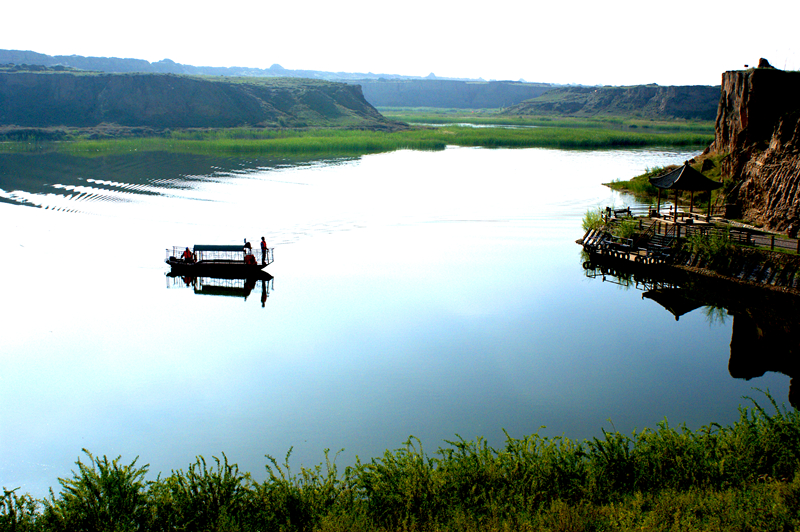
[612,218,641,240]
[57,129,448,157]
[4,393,800,531]
[1,122,713,159]
[686,225,737,270]
[380,107,716,134]
[607,153,729,205]
[608,166,665,196]
[581,207,605,232]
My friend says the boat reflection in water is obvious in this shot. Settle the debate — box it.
[166,271,275,307]
[583,257,800,408]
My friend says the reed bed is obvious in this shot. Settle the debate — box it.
[40,125,711,160]
[379,108,715,134]
[432,125,711,149]
[3,393,799,531]
[53,130,447,157]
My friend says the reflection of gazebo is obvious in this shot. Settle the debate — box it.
[649,161,723,218]
[642,288,703,321]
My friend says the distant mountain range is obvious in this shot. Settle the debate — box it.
[0,49,488,82]
[0,49,557,109]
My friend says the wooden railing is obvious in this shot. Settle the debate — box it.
[602,205,800,255]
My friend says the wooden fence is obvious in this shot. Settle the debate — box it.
[604,206,800,255]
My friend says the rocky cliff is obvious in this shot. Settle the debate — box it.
[708,62,800,234]
[503,84,720,120]
[0,70,398,130]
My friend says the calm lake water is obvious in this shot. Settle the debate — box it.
[0,146,789,497]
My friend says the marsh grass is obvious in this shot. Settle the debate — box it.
[431,125,710,149]
[7,392,800,531]
[607,165,668,197]
[380,108,715,134]
[1,123,712,159]
[54,129,447,157]
[581,207,605,232]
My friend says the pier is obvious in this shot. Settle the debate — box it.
[578,205,800,269]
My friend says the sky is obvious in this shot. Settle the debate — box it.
[3,0,798,86]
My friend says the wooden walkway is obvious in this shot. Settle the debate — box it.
[584,206,800,265]
[580,228,671,266]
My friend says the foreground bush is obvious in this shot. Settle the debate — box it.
[3,393,799,531]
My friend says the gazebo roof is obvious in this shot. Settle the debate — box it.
[642,288,703,321]
[649,161,723,192]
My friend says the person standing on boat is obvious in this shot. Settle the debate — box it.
[260,237,268,265]
[181,247,194,263]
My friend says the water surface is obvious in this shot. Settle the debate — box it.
[0,146,788,497]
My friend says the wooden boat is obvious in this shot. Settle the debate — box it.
[165,244,273,276]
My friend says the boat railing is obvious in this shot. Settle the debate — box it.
[167,246,274,266]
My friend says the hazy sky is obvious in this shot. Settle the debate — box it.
[3,0,798,86]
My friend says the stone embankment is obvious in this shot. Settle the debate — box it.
[671,246,800,293]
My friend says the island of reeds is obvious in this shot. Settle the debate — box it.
[1,122,713,159]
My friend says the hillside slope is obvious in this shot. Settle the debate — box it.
[708,63,800,234]
[0,70,399,130]
[503,84,720,120]
[353,79,552,109]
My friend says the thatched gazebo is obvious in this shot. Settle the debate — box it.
[649,161,723,219]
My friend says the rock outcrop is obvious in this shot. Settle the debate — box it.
[708,63,800,233]
[0,71,399,130]
[503,84,720,120]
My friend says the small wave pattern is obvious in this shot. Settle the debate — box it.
[0,150,243,211]
[0,179,165,212]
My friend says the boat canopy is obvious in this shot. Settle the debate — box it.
[193,244,245,252]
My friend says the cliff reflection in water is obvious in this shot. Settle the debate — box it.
[167,272,274,307]
[583,258,800,408]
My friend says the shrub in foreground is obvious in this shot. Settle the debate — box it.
[3,392,799,531]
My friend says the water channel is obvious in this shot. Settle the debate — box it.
[0,146,790,498]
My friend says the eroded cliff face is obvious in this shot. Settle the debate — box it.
[710,66,800,233]
[0,72,396,130]
[505,84,720,120]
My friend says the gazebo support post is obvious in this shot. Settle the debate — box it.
[674,190,679,221]
[656,189,661,216]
